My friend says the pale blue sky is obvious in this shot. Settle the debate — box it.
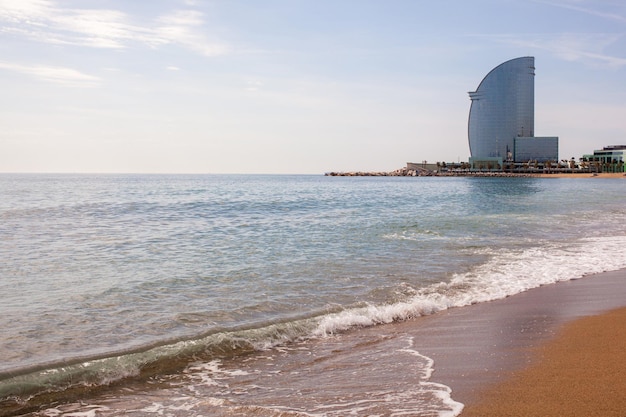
[1,0,625,173]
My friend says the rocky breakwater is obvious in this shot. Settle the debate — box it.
[325,168,539,177]
[325,167,428,177]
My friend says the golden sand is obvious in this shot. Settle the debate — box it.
[461,307,626,417]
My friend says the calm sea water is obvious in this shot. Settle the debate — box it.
[1,174,626,416]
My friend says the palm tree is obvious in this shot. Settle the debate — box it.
[545,160,552,173]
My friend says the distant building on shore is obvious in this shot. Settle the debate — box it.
[468,57,558,169]
[583,145,626,163]
[582,145,626,172]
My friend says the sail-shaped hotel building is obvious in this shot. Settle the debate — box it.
[468,57,558,168]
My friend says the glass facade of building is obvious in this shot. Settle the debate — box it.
[514,136,558,162]
[584,145,626,163]
[583,146,626,172]
[468,57,535,160]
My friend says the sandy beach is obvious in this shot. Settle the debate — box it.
[389,268,626,415]
[462,306,626,416]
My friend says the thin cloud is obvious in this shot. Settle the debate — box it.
[547,33,626,67]
[535,0,626,24]
[0,0,228,56]
[0,61,101,86]
[0,0,53,19]
[153,9,228,56]
[472,33,626,68]
[158,9,205,27]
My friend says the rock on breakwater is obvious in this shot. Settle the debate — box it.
[325,168,423,176]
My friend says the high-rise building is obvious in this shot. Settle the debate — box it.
[468,57,558,166]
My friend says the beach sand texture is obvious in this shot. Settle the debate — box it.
[461,307,626,417]
[382,268,626,417]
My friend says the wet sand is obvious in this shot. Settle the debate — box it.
[461,306,626,416]
[394,269,626,414]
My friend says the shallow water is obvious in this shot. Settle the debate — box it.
[1,174,626,416]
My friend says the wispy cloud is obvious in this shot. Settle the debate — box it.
[479,1,626,68]
[535,0,626,24]
[153,9,228,56]
[0,61,101,86]
[0,0,228,56]
[0,0,53,19]
[474,32,626,68]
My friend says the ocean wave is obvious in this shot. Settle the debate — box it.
[0,319,318,415]
[313,235,626,335]
[2,234,625,416]
[382,229,444,241]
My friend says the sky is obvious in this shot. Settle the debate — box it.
[1,0,625,174]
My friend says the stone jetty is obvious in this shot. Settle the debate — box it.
[325,168,536,177]
[325,167,424,177]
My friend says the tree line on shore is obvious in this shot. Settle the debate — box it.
[326,158,625,177]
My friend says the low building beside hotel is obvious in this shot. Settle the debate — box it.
[514,136,559,162]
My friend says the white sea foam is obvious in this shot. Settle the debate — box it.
[41,405,110,417]
[383,229,444,241]
[397,337,465,417]
[445,235,626,305]
[315,235,626,336]
[184,359,252,392]
[310,236,626,416]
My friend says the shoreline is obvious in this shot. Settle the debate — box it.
[325,169,626,178]
[461,306,626,416]
[2,270,624,416]
[391,268,626,411]
[533,172,626,178]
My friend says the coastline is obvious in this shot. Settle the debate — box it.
[325,169,626,178]
[533,172,626,178]
[2,271,624,416]
[391,268,626,412]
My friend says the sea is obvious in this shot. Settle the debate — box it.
[1,174,626,417]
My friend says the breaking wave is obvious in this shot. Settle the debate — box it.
[2,234,625,416]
